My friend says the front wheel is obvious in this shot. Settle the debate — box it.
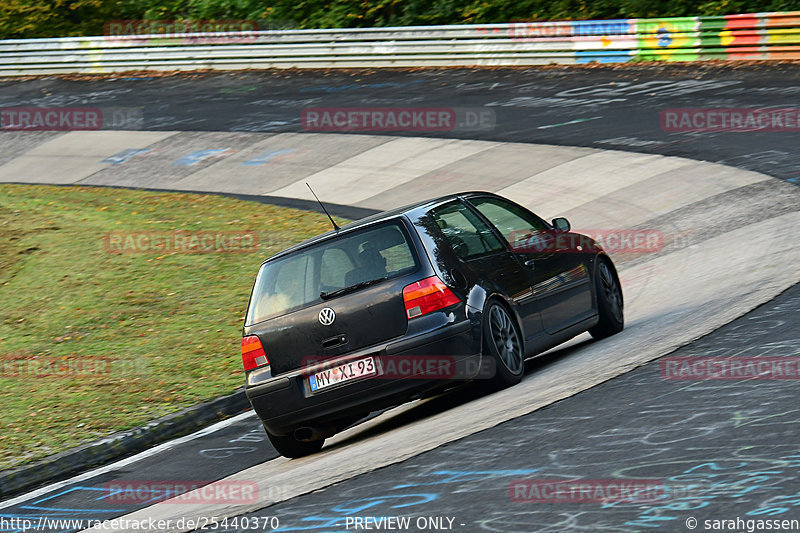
[266,429,324,459]
[589,258,624,339]
[480,301,525,390]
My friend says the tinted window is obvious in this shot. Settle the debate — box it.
[246,221,418,325]
[381,240,416,273]
[431,201,504,260]
[320,248,354,290]
[470,197,549,252]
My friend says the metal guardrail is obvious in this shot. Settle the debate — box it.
[2,11,800,75]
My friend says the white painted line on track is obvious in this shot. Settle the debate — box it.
[0,411,256,509]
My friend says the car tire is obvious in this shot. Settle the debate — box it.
[588,258,624,339]
[266,429,325,459]
[480,300,525,390]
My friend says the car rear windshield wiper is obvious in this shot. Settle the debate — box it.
[320,276,388,300]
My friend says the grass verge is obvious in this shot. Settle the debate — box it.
[0,184,347,470]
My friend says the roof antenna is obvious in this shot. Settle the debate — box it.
[306,183,340,232]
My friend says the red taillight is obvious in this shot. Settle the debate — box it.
[402,276,461,319]
[241,335,269,371]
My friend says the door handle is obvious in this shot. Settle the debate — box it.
[322,334,347,349]
[524,259,535,269]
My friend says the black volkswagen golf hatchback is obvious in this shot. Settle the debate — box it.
[242,192,623,458]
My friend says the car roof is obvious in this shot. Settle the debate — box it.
[262,191,496,264]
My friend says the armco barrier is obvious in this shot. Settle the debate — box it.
[1,11,799,75]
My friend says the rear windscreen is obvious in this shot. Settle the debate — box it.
[245,220,419,325]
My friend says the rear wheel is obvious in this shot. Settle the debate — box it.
[480,301,524,390]
[266,429,324,459]
[589,258,624,339]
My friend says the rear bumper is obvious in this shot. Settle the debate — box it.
[245,312,482,436]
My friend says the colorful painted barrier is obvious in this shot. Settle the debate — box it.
[0,11,798,75]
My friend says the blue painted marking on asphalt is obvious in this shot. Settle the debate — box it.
[20,482,226,512]
[392,468,539,488]
[12,486,130,513]
[242,149,295,165]
[101,148,152,165]
[19,506,122,513]
[173,148,233,166]
[31,485,115,504]
[331,493,438,514]
[33,486,107,500]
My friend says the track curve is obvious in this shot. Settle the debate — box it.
[0,64,798,531]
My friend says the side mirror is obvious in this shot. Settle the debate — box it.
[552,217,571,232]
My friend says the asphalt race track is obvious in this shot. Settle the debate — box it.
[3,284,799,532]
[1,63,800,182]
[190,282,800,532]
[1,63,799,532]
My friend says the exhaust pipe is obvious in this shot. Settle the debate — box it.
[294,424,337,442]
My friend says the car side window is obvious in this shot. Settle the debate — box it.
[469,197,549,252]
[431,201,504,260]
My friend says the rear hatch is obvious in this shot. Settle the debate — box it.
[244,219,421,375]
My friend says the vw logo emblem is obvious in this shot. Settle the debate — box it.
[318,307,336,326]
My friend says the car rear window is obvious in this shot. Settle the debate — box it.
[245,220,419,325]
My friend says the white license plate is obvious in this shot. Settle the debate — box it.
[309,356,377,392]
